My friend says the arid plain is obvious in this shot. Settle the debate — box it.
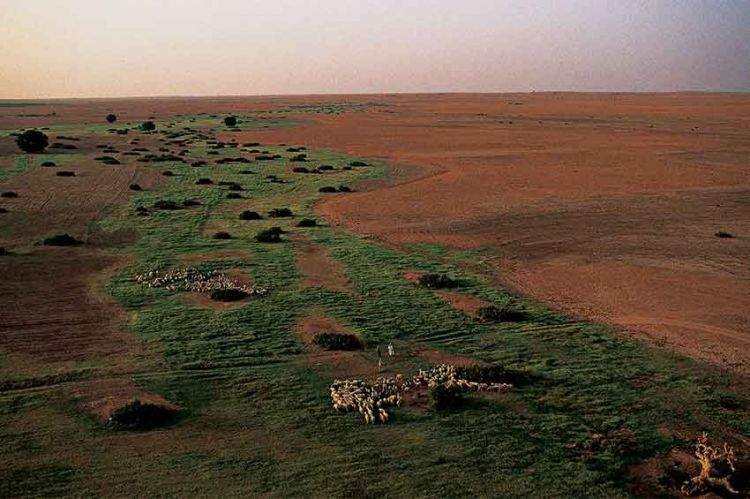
[1,93,748,497]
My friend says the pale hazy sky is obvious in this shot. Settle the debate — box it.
[1,0,748,98]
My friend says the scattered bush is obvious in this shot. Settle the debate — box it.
[349,160,368,167]
[296,218,317,227]
[318,186,337,193]
[56,171,75,177]
[162,170,174,176]
[153,200,180,210]
[43,233,82,246]
[226,193,242,199]
[191,160,207,167]
[338,185,352,192]
[41,161,56,167]
[140,121,156,131]
[0,247,5,255]
[342,166,352,171]
[195,178,213,185]
[182,199,201,207]
[715,231,734,238]
[238,170,256,175]
[224,116,237,127]
[105,113,117,123]
[317,164,334,171]
[213,231,232,240]
[290,154,307,162]
[418,273,459,289]
[227,184,243,191]
[1,191,18,198]
[239,210,262,220]
[255,228,282,243]
[476,305,527,322]
[210,288,247,301]
[313,333,362,351]
[95,156,120,165]
[255,154,275,161]
[431,384,463,412]
[292,166,310,173]
[129,184,142,191]
[109,400,176,431]
[268,207,293,218]
[15,130,49,153]
[0,208,7,214]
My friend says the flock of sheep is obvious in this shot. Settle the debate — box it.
[330,364,512,424]
[135,267,268,296]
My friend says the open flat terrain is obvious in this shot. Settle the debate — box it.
[0,94,748,497]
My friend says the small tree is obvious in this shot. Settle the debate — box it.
[224,116,237,127]
[106,114,117,123]
[140,121,156,131]
[15,130,49,153]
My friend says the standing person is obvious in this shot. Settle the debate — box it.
[387,342,395,357]
[376,345,382,370]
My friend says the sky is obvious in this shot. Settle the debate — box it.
[1,0,748,98]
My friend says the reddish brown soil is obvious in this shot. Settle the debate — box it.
[434,291,493,318]
[293,236,350,292]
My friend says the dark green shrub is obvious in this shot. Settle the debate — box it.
[296,218,317,227]
[342,166,352,170]
[213,231,232,240]
[195,178,213,185]
[268,207,293,218]
[255,228,282,243]
[255,154,275,161]
[41,161,56,167]
[224,116,237,127]
[318,186,337,193]
[418,273,459,289]
[0,208,7,214]
[317,164,334,171]
[106,114,117,123]
[226,193,242,199]
[56,171,75,177]
[349,160,368,167]
[1,191,18,198]
[153,200,179,210]
[162,170,174,176]
[338,185,352,192]
[109,400,176,431]
[715,231,734,238]
[129,184,142,191]
[95,156,120,165]
[292,167,310,173]
[227,184,243,191]
[43,234,82,246]
[0,247,5,255]
[239,210,261,220]
[238,170,256,175]
[290,154,307,162]
[210,288,247,301]
[140,121,156,131]
[431,384,463,412]
[476,305,527,322]
[191,160,207,167]
[15,130,48,153]
[182,199,201,207]
[313,333,362,351]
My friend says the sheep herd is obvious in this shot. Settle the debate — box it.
[330,364,512,424]
[135,267,268,296]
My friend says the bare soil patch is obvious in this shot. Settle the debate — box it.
[434,290,493,318]
[179,268,255,309]
[293,236,350,292]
